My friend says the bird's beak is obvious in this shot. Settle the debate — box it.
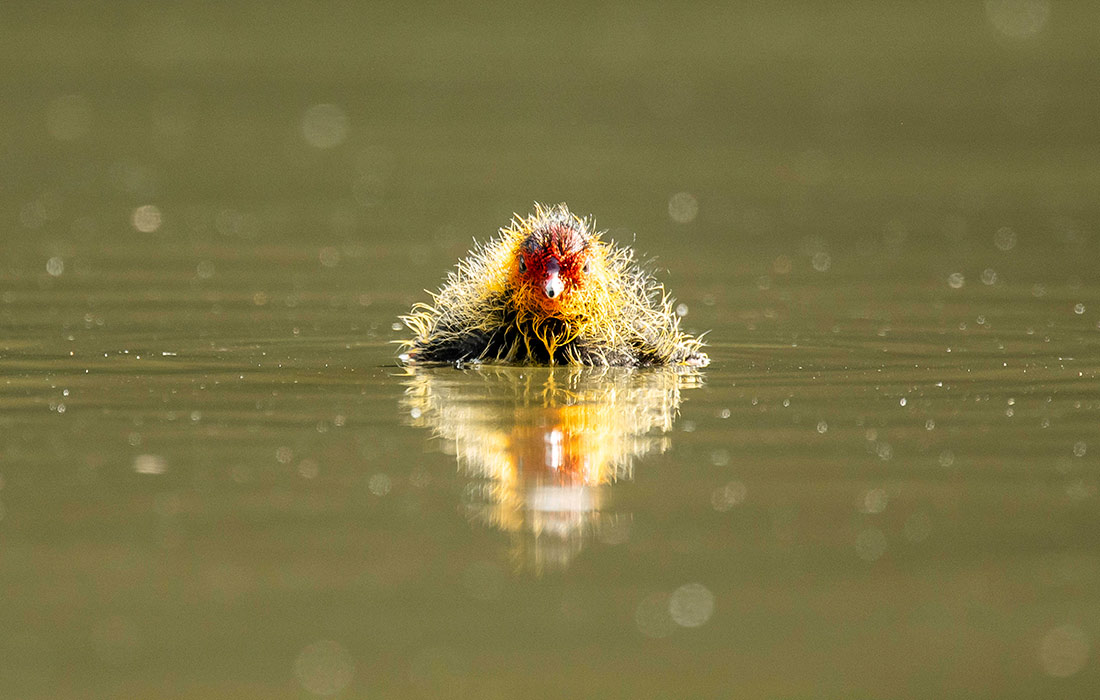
[544,271,564,299]
[543,259,564,299]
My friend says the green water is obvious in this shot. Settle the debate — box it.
[3,3,1100,698]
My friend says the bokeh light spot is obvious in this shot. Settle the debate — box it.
[294,640,355,696]
[994,226,1017,251]
[1038,624,1090,678]
[859,488,889,514]
[668,583,715,628]
[635,592,675,638]
[132,205,163,233]
[811,251,832,272]
[855,528,887,561]
[302,104,348,149]
[297,459,319,479]
[319,246,341,268]
[668,192,699,224]
[985,0,1050,38]
[368,473,392,496]
[133,454,167,475]
[711,481,747,511]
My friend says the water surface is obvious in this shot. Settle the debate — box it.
[2,2,1099,698]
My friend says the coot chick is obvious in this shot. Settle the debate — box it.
[400,203,708,367]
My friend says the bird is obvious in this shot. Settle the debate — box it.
[399,203,709,367]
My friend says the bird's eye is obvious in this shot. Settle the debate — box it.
[518,257,527,273]
[583,261,590,274]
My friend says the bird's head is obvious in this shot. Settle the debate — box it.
[509,205,594,313]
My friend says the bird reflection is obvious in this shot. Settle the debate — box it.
[400,365,703,573]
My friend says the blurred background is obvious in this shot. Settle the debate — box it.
[6,2,1098,268]
[2,1,1099,698]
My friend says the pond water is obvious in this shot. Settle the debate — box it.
[3,2,1099,698]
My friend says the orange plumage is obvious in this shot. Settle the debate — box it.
[400,203,708,367]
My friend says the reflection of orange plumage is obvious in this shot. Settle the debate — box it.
[509,404,619,486]
[400,203,708,366]
[401,365,700,573]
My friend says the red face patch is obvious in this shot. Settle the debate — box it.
[518,225,590,300]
